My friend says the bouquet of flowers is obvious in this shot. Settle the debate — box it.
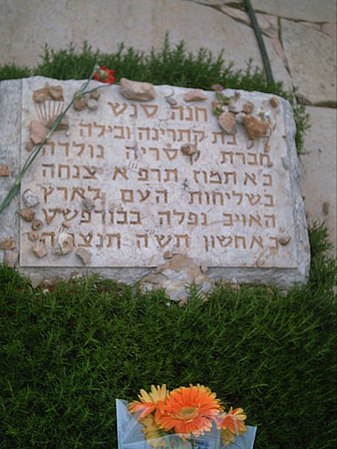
[116,384,256,449]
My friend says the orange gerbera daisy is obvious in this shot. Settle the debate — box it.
[155,384,222,438]
[128,384,168,420]
[216,407,247,446]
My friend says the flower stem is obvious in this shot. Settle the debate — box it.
[0,65,100,215]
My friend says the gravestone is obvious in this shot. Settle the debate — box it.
[0,77,310,290]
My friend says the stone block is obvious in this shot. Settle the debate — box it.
[221,6,279,39]
[322,22,337,40]
[300,106,337,256]
[187,1,231,5]
[0,80,21,265]
[281,19,336,106]
[251,0,336,22]
[0,77,310,289]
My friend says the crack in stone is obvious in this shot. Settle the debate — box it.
[185,0,244,10]
[220,9,251,26]
[278,16,293,81]
[184,0,335,107]
[307,100,337,108]
[252,9,336,26]
[294,92,337,108]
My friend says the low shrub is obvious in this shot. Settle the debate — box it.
[0,224,336,448]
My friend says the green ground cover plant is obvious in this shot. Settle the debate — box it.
[0,38,308,153]
[0,224,336,449]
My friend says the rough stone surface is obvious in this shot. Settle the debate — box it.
[264,37,293,90]
[187,0,231,5]
[28,272,45,288]
[221,7,279,39]
[0,80,21,269]
[0,77,310,290]
[300,107,337,256]
[251,0,336,22]
[322,22,337,40]
[4,250,19,268]
[281,19,336,105]
[140,254,215,301]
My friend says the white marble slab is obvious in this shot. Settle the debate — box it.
[17,77,309,278]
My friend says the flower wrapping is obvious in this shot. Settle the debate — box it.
[116,400,256,449]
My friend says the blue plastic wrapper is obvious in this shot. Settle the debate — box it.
[116,400,256,449]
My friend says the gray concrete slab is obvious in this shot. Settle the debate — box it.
[322,22,337,40]
[221,6,279,39]
[252,0,337,22]
[281,19,337,106]
[300,106,337,256]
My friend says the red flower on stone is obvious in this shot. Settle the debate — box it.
[93,66,116,84]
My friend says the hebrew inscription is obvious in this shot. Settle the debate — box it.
[20,80,299,268]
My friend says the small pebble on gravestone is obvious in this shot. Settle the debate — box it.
[54,232,74,256]
[120,78,156,101]
[184,90,208,102]
[30,120,48,145]
[22,189,40,208]
[31,219,43,231]
[18,208,35,222]
[243,115,269,140]
[32,242,47,258]
[75,248,91,265]
[242,101,254,114]
[0,164,10,177]
[0,237,16,250]
[218,111,236,134]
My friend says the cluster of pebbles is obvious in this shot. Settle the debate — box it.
[17,188,91,264]
[214,91,279,142]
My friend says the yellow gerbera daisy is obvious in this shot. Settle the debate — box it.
[217,407,247,446]
[128,384,168,420]
[142,414,166,437]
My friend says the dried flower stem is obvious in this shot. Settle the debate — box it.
[0,64,101,215]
